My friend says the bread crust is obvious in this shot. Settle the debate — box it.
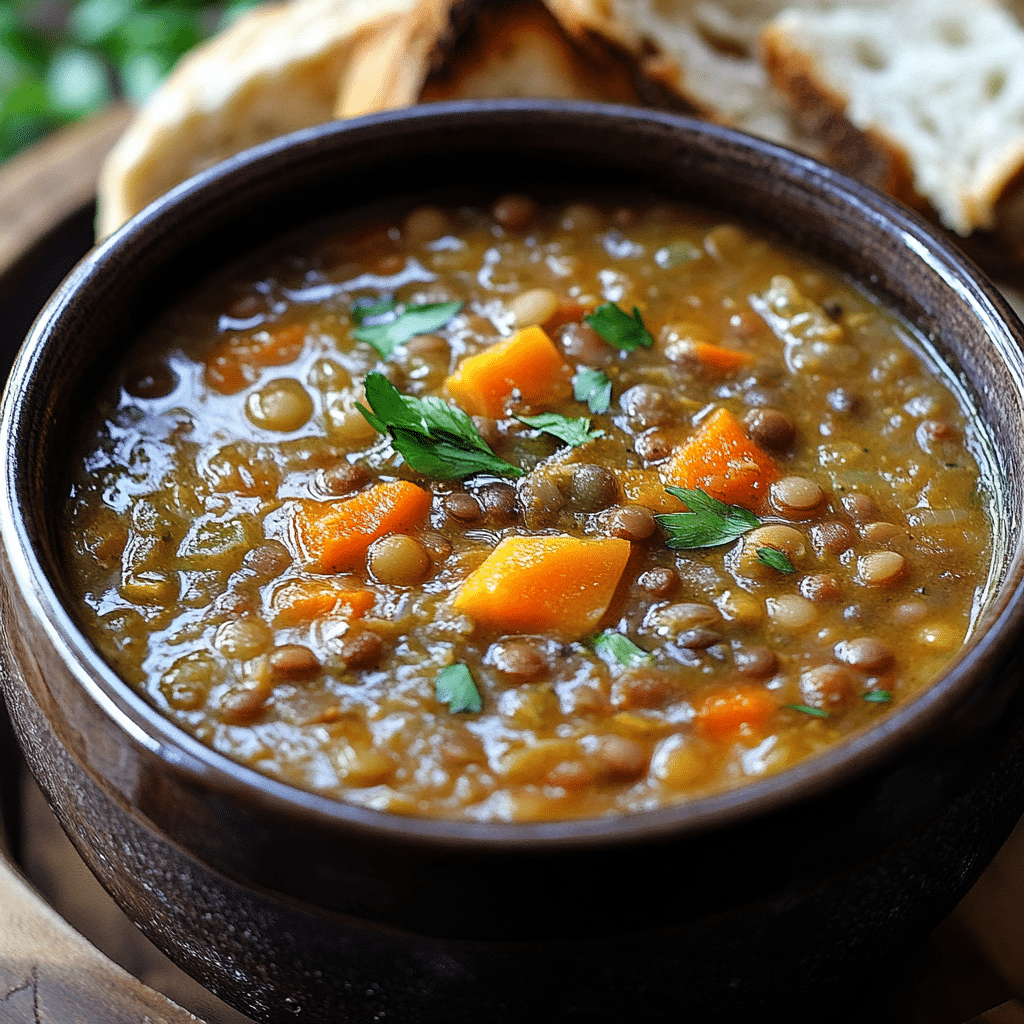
[760,22,927,216]
[95,0,468,239]
[761,2,1024,236]
[541,0,802,147]
[420,0,638,104]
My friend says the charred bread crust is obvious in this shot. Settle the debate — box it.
[420,0,639,104]
[760,26,928,216]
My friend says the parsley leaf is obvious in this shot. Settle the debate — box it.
[436,663,482,714]
[864,690,893,704]
[585,302,654,351]
[357,372,523,479]
[592,630,654,667]
[756,547,796,573]
[786,704,830,718]
[351,295,396,321]
[573,367,612,414]
[655,487,760,550]
[352,297,463,359]
[516,411,603,448]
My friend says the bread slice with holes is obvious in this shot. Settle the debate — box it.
[539,0,824,149]
[761,0,1024,235]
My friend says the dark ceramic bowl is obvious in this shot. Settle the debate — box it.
[3,100,1024,1024]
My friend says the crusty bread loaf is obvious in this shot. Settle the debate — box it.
[95,0,1024,254]
[540,0,1024,241]
[95,0,467,239]
[421,0,638,104]
[540,0,802,146]
[95,0,637,238]
[761,0,1024,235]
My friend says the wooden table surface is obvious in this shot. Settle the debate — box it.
[1,107,1024,1024]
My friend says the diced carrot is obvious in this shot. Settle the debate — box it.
[239,323,307,367]
[695,685,776,740]
[291,480,431,572]
[204,353,256,395]
[268,579,375,626]
[203,324,307,394]
[616,469,688,512]
[444,325,572,418]
[682,340,755,372]
[544,297,589,331]
[661,407,778,510]
[453,534,631,638]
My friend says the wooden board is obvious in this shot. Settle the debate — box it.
[0,106,1022,1024]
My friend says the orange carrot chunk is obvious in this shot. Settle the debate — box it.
[269,579,375,626]
[684,340,755,372]
[453,535,631,638]
[695,685,776,740]
[444,325,572,418]
[291,480,431,572]
[661,407,778,510]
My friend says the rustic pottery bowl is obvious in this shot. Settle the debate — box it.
[3,100,1024,1024]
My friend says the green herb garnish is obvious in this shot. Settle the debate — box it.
[592,630,654,667]
[357,372,522,479]
[756,547,796,573]
[436,663,482,714]
[351,295,396,321]
[573,367,613,414]
[352,297,463,359]
[516,411,603,448]
[584,302,654,351]
[864,690,893,704]
[655,487,760,550]
[785,704,830,718]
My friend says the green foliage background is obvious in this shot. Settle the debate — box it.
[0,0,257,160]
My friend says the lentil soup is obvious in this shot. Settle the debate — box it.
[61,195,994,822]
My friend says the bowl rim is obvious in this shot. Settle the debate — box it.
[5,97,1024,851]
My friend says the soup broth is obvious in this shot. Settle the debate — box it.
[61,195,994,821]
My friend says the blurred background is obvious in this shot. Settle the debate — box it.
[0,0,257,160]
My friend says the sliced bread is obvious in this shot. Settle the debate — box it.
[95,0,467,239]
[539,0,822,148]
[761,0,1024,235]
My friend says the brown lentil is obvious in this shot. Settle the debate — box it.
[337,631,385,670]
[491,193,538,231]
[835,637,895,672]
[444,492,483,522]
[637,566,679,598]
[606,505,657,541]
[319,461,371,496]
[367,534,431,586]
[268,644,321,680]
[743,408,796,451]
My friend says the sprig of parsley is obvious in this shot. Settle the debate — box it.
[357,372,522,479]
[864,690,893,704]
[436,663,482,714]
[592,630,654,667]
[351,296,463,359]
[585,302,654,351]
[786,704,830,718]
[573,367,612,414]
[655,487,760,550]
[516,411,603,448]
[756,547,796,573]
